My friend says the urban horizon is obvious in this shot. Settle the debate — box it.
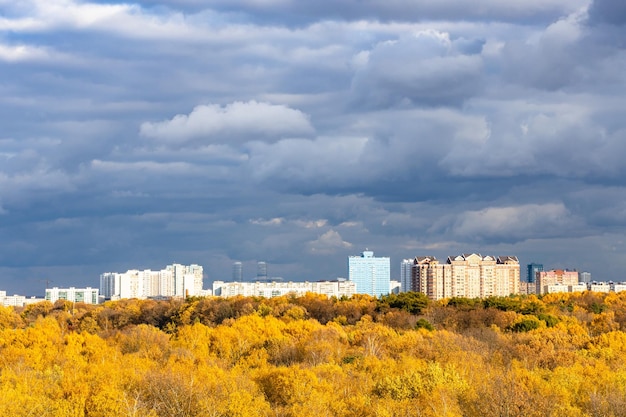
[1,250,599,299]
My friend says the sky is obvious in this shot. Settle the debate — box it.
[1,0,626,296]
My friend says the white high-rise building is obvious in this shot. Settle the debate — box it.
[159,269,175,297]
[120,270,142,299]
[348,250,391,297]
[100,272,121,299]
[166,264,186,297]
[100,263,204,300]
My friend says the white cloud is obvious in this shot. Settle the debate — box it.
[339,221,360,227]
[453,203,577,241]
[0,0,135,32]
[0,43,50,62]
[250,217,284,226]
[140,101,314,145]
[294,219,328,228]
[307,229,352,255]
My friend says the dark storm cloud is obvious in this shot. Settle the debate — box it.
[587,0,626,26]
[128,0,588,25]
[350,31,484,108]
[5,0,626,295]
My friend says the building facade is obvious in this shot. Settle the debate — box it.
[257,262,268,279]
[232,262,243,281]
[526,263,544,283]
[0,291,42,307]
[348,250,391,297]
[411,254,520,300]
[45,287,99,304]
[100,263,204,300]
[519,263,543,295]
[589,282,611,293]
[536,270,579,295]
[580,272,592,284]
[212,280,356,298]
[400,259,413,293]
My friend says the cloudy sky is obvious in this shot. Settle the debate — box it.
[1,0,626,295]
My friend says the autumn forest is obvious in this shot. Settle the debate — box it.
[2,291,626,416]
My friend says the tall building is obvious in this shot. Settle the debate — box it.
[411,254,520,300]
[400,259,413,293]
[165,263,203,297]
[232,262,243,281]
[521,262,544,295]
[536,269,578,295]
[348,250,391,297]
[580,271,592,284]
[412,256,448,300]
[526,263,543,283]
[257,261,268,279]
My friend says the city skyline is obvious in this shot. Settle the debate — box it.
[0,250,602,297]
[2,0,626,295]
[0,252,596,298]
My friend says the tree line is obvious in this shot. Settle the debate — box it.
[1,290,626,416]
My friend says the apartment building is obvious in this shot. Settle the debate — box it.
[536,269,579,295]
[100,263,204,300]
[411,253,520,300]
[212,279,356,298]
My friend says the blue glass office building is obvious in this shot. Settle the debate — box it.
[527,263,543,283]
[348,250,391,297]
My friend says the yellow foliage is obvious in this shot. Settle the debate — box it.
[3,296,626,416]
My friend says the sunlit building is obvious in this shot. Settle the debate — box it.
[212,280,356,298]
[0,291,43,307]
[410,253,520,300]
[348,250,391,297]
[100,263,204,300]
[536,269,579,295]
[45,287,99,304]
[589,282,611,293]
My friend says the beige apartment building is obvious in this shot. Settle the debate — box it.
[411,253,520,300]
